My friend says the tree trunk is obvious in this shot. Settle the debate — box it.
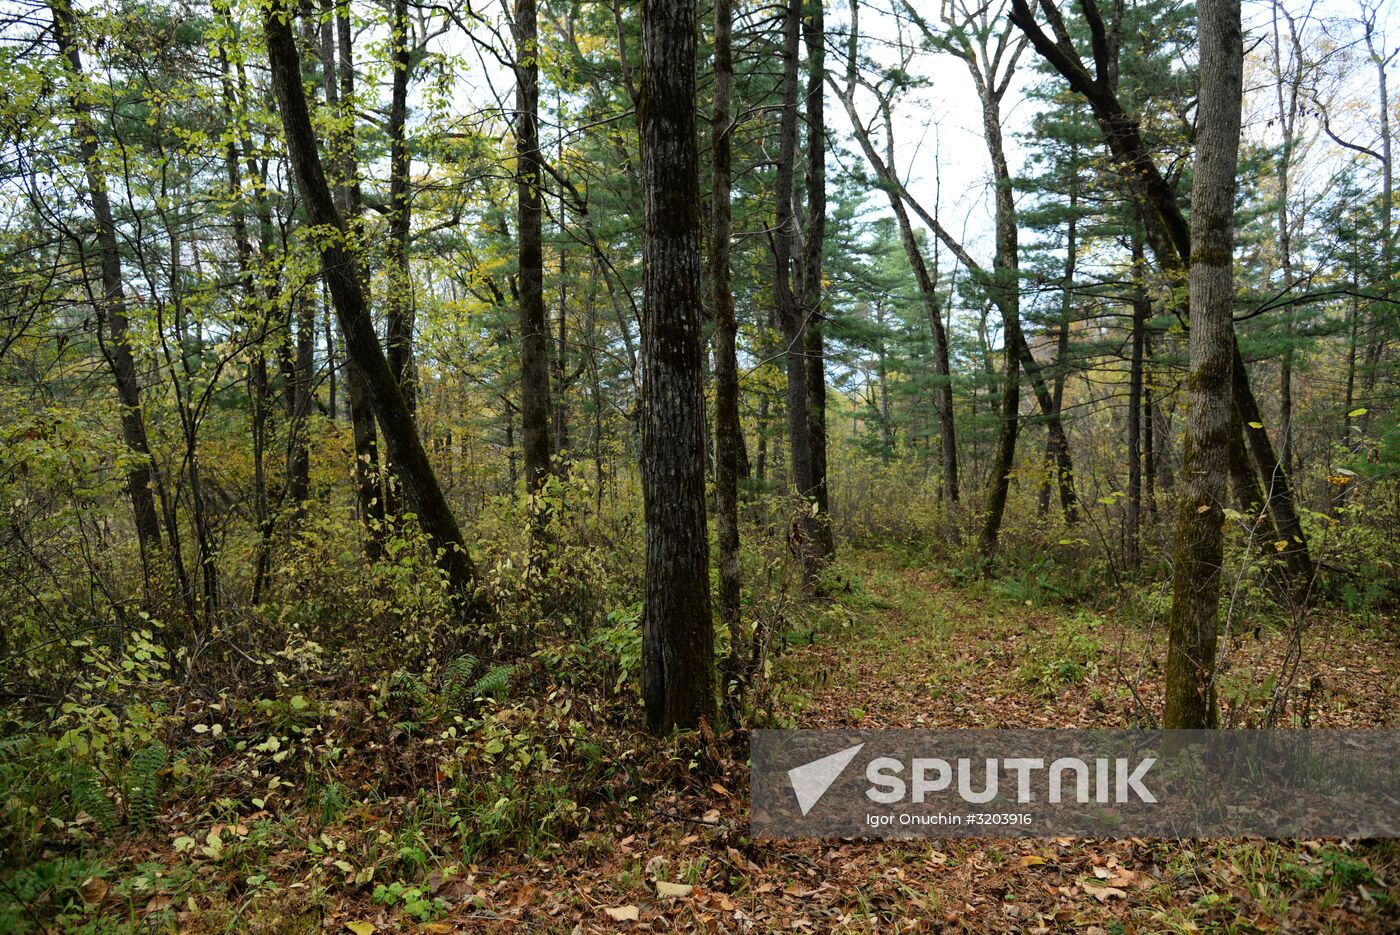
[1041,174,1077,521]
[775,0,817,577]
[1164,0,1242,730]
[263,0,482,618]
[515,0,554,523]
[1010,0,1313,583]
[970,40,1023,568]
[835,0,958,505]
[322,0,385,545]
[386,0,417,417]
[800,0,834,563]
[51,0,163,558]
[711,0,744,708]
[1127,230,1148,569]
[639,0,716,735]
[287,289,314,510]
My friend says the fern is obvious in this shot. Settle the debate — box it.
[69,764,115,832]
[441,654,480,709]
[468,663,516,701]
[125,741,167,829]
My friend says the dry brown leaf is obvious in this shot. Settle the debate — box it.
[603,905,640,921]
[79,876,108,905]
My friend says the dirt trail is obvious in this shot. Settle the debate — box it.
[549,551,1400,933]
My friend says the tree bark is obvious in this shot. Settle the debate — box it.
[386,0,417,417]
[639,0,716,734]
[966,19,1024,568]
[263,0,482,618]
[515,0,553,511]
[800,0,834,563]
[774,0,817,578]
[710,0,743,706]
[1127,229,1148,569]
[1164,0,1242,730]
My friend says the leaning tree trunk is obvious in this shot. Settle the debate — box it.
[51,0,164,559]
[1164,0,1243,730]
[710,0,744,707]
[321,0,386,547]
[263,0,483,620]
[639,0,716,735]
[1009,0,1312,585]
[835,0,958,505]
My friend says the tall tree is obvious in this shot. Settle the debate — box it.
[386,0,417,416]
[321,0,386,546]
[262,0,483,619]
[800,0,834,563]
[1009,0,1313,584]
[710,0,743,702]
[833,0,959,508]
[50,0,165,558]
[515,0,553,512]
[639,0,715,733]
[1163,0,1244,730]
[774,0,818,577]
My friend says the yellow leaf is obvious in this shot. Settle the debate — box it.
[1196,504,1211,513]
[1248,421,1264,429]
[1019,855,1048,867]
[345,923,375,935]
[1274,540,1288,552]
[1349,408,1368,418]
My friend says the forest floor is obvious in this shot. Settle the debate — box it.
[9,548,1400,933]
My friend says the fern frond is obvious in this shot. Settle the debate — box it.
[125,741,168,829]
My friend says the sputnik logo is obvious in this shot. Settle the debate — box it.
[787,743,865,816]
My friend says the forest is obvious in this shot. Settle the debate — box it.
[1,0,1399,929]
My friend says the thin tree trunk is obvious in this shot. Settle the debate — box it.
[801,0,833,562]
[1127,229,1148,569]
[386,0,417,417]
[639,0,715,734]
[287,289,314,510]
[1042,172,1077,519]
[775,0,816,577]
[1164,0,1243,730]
[969,34,1023,567]
[51,0,163,558]
[323,0,385,545]
[835,0,958,505]
[711,0,744,708]
[263,0,482,618]
[1359,13,1393,433]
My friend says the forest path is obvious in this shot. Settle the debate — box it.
[556,550,1400,933]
